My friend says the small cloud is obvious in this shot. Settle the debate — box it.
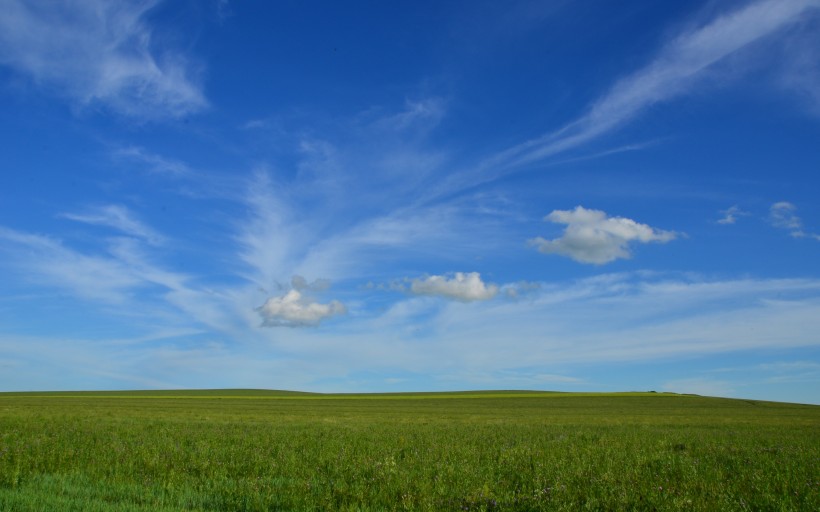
[529,206,676,265]
[717,205,749,225]
[410,272,498,301]
[770,201,802,231]
[291,275,331,292]
[257,289,345,327]
[60,204,164,245]
[769,201,820,240]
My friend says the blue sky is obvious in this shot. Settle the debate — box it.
[1,0,819,403]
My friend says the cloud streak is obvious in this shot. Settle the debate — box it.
[498,0,820,168]
[433,0,820,198]
[0,224,243,337]
[61,204,165,246]
[0,226,143,302]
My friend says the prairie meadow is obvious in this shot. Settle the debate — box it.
[0,390,818,511]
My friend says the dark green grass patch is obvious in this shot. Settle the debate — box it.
[1,391,818,510]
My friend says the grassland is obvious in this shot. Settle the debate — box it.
[0,390,818,511]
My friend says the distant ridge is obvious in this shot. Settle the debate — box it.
[0,389,685,399]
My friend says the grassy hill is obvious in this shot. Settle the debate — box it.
[1,390,817,510]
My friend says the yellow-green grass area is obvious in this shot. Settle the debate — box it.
[1,390,818,511]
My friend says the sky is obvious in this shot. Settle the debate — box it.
[0,0,819,404]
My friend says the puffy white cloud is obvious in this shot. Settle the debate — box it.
[257,289,346,327]
[0,0,206,119]
[529,206,676,265]
[410,272,498,301]
[770,201,820,240]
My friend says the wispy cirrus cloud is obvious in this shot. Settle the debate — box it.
[61,204,165,246]
[113,146,194,177]
[0,223,241,336]
[0,226,143,302]
[529,206,676,265]
[435,0,820,197]
[497,0,820,169]
[0,0,207,120]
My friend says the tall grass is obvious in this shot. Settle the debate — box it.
[1,391,818,510]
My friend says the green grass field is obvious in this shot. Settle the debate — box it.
[0,390,818,511]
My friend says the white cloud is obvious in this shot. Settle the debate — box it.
[717,205,750,225]
[61,204,164,245]
[257,289,346,327]
[770,201,820,239]
[529,206,676,265]
[410,272,498,301]
[0,0,206,120]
